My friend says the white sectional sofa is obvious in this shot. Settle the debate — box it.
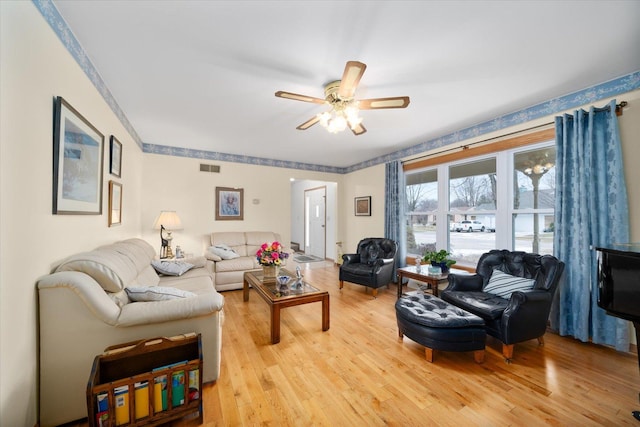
[36,238,224,427]
[204,231,293,291]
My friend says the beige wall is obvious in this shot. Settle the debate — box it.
[0,3,143,426]
[339,163,386,253]
[139,154,342,257]
[2,3,639,426]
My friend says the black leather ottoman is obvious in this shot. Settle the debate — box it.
[396,292,486,363]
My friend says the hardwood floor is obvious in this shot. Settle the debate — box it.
[82,262,640,426]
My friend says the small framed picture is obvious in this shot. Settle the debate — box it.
[215,187,244,220]
[108,181,122,226]
[109,135,122,177]
[355,196,371,216]
[53,96,104,215]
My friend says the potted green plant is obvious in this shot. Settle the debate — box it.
[422,249,456,273]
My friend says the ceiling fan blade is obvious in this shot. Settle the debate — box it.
[358,96,410,110]
[351,122,367,136]
[275,91,326,105]
[338,61,367,99]
[296,116,320,130]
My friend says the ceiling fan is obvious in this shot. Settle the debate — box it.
[275,61,410,135]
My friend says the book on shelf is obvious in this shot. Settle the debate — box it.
[171,370,185,407]
[114,385,129,426]
[95,392,109,427]
[188,368,200,400]
[134,380,149,419]
[154,375,168,412]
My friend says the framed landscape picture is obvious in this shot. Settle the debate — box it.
[355,196,371,216]
[109,135,122,177]
[108,181,122,227]
[52,96,104,215]
[215,187,244,220]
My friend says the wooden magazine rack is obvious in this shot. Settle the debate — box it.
[87,333,203,426]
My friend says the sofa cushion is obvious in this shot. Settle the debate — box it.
[211,232,248,257]
[245,231,281,256]
[55,238,159,292]
[56,250,138,293]
[152,260,194,276]
[214,257,257,273]
[484,269,535,299]
[208,244,240,260]
[125,286,197,302]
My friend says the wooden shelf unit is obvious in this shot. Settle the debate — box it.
[87,333,203,426]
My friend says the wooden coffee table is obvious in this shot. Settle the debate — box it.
[397,266,469,299]
[243,269,330,344]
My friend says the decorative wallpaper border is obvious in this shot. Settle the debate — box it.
[35,0,640,175]
[34,0,143,149]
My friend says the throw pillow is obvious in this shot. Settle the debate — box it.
[125,286,196,302]
[484,269,535,299]
[208,244,240,260]
[151,260,194,276]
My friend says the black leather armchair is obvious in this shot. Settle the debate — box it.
[339,238,398,298]
[441,249,564,361]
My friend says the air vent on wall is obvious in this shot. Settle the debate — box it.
[199,164,220,173]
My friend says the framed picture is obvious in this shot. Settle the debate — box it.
[53,97,104,215]
[355,196,371,216]
[108,181,122,227]
[215,187,244,220]
[109,135,122,177]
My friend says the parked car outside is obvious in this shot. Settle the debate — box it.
[451,220,485,232]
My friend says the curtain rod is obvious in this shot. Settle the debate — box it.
[402,101,627,165]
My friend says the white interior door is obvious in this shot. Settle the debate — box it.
[305,187,326,259]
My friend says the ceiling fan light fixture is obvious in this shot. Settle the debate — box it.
[275,61,409,135]
[317,101,362,134]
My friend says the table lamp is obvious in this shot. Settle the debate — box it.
[153,211,183,259]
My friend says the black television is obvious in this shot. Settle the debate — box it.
[596,244,640,322]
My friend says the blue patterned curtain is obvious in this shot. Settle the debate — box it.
[385,160,406,278]
[551,100,630,351]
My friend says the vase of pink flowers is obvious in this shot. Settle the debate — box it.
[256,241,289,279]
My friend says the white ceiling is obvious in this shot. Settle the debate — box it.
[53,1,640,169]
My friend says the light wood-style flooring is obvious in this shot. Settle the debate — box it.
[79,261,640,426]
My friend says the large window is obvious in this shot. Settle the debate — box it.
[404,132,555,267]
[448,158,497,265]
[513,146,556,254]
[406,169,438,255]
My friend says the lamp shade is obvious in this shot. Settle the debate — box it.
[153,211,183,230]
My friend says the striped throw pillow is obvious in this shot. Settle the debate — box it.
[484,269,535,299]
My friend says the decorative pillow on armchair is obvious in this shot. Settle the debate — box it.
[484,269,535,299]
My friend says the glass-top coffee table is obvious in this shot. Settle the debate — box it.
[243,268,330,344]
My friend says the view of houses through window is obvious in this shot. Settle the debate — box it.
[405,141,556,267]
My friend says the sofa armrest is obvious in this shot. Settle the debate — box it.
[446,273,484,292]
[117,291,224,327]
[37,271,121,325]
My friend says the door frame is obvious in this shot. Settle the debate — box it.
[304,186,326,259]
